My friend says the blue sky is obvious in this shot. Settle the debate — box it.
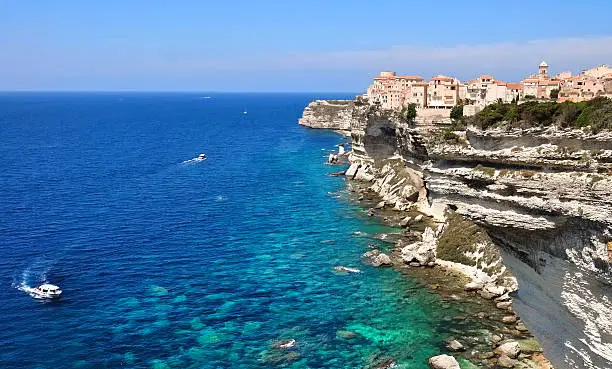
[1,0,611,92]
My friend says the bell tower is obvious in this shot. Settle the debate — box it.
[539,61,549,78]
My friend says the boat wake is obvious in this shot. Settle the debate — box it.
[182,153,208,164]
[13,261,55,299]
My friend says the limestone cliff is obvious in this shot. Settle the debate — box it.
[298,99,356,131]
[301,100,612,369]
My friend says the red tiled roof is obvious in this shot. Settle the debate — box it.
[397,75,424,80]
[480,75,494,79]
[493,80,507,86]
[507,83,522,90]
[413,82,428,86]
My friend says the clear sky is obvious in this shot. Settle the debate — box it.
[1,0,611,92]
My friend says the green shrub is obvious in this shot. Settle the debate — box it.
[550,88,559,99]
[401,103,417,122]
[466,97,612,132]
[450,104,464,121]
[437,212,490,267]
[473,165,496,177]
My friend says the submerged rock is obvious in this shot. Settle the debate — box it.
[333,266,361,274]
[428,354,460,369]
[445,339,465,351]
[149,285,169,297]
[336,330,358,340]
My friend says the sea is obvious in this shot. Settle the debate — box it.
[0,93,474,368]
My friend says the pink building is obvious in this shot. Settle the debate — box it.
[427,75,460,108]
[366,71,425,109]
[558,65,612,102]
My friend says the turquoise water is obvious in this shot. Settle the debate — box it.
[0,93,465,368]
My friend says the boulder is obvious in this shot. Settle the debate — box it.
[495,293,512,302]
[464,281,484,291]
[496,301,512,310]
[414,214,424,222]
[495,341,520,358]
[355,170,375,182]
[399,216,412,227]
[483,284,505,297]
[400,227,437,265]
[478,289,497,299]
[515,322,529,332]
[502,315,518,324]
[345,163,360,178]
[428,354,460,369]
[375,201,386,209]
[362,250,393,267]
[497,355,516,368]
[328,153,338,164]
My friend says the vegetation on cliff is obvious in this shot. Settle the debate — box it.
[437,212,503,275]
[469,96,612,133]
[400,103,417,122]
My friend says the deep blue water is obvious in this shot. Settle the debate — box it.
[0,93,464,368]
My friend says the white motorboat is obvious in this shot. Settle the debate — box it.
[197,153,207,161]
[29,284,62,299]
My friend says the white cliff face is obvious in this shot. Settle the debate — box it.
[299,99,612,368]
[298,100,356,131]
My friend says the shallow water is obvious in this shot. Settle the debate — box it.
[1,92,476,368]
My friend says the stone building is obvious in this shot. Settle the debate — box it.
[366,71,425,109]
[520,61,561,99]
[427,75,460,108]
[558,65,612,102]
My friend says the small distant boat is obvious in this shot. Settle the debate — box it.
[30,284,62,299]
[196,153,207,161]
[243,110,248,114]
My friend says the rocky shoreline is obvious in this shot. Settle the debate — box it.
[301,97,612,369]
[342,168,552,369]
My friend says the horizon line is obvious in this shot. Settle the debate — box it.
[0,90,363,94]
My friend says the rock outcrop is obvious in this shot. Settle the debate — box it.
[298,100,356,131]
[400,227,437,266]
[300,98,612,369]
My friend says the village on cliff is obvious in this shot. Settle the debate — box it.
[366,62,612,117]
